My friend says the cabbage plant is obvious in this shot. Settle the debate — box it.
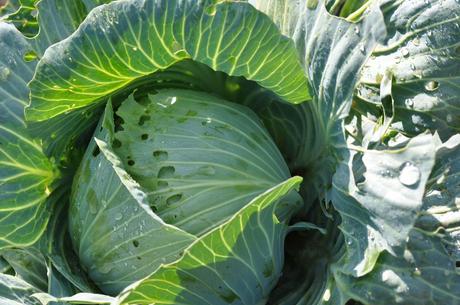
[0,0,459,304]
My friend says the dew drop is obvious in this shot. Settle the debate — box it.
[198,165,216,176]
[132,47,138,51]
[398,162,421,187]
[202,117,212,125]
[410,63,416,70]
[169,96,177,105]
[322,288,331,301]
[354,27,360,35]
[424,80,439,91]
[446,114,453,123]
[405,99,414,108]
[114,213,123,220]
[401,47,410,57]
[205,5,217,15]
[0,66,10,80]
[99,263,113,274]
[359,44,365,53]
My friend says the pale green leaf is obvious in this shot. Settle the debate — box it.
[113,89,298,235]
[69,106,197,294]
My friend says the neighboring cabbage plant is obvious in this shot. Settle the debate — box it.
[0,0,459,305]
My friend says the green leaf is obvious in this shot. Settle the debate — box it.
[249,0,388,206]
[0,125,57,249]
[69,107,197,295]
[0,273,42,305]
[0,0,21,18]
[328,0,371,19]
[252,0,386,124]
[1,248,48,291]
[0,22,36,127]
[116,176,302,305]
[37,190,97,294]
[329,135,460,305]
[1,0,38,37]
[0,256,12,274]
[26,0,310,122]
[32,0,89,55]
[356,0,460,140]
[331,132,438,276]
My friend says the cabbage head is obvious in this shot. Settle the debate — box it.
[0,0,459,305]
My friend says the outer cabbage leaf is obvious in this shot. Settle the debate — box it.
[26,0,310,122]
[0,123,57,249]
[116,176,302,305]
[329,135,460,305]
[0,0,38,37]
[356,0,460,140]
[331,132,437,276]
[0,273,42,305]
[1,248,48,291]
[0,22,35,127]
[249,0,387,207]
[32,0,89,55]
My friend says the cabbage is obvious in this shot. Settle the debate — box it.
[0,0,459,304]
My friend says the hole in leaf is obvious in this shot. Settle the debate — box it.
[153,150,168,161]
[23,50,38,62]
[166,194,182,205]
[138,115,150,126]
[127,160,135,166]
[141,133,149,140]
[157,181,168,188]
[158,166,175,178]
[456,261,460,268]
[114,114,124,132]
[132,240,139,248]
[112,139,122,148]
[92,146,100,157]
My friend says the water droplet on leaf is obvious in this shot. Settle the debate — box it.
[405,99,414,108]
[401,47,410,57]
[424,80,439,91]
[0,66,10,80]
[398,162,421,187]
